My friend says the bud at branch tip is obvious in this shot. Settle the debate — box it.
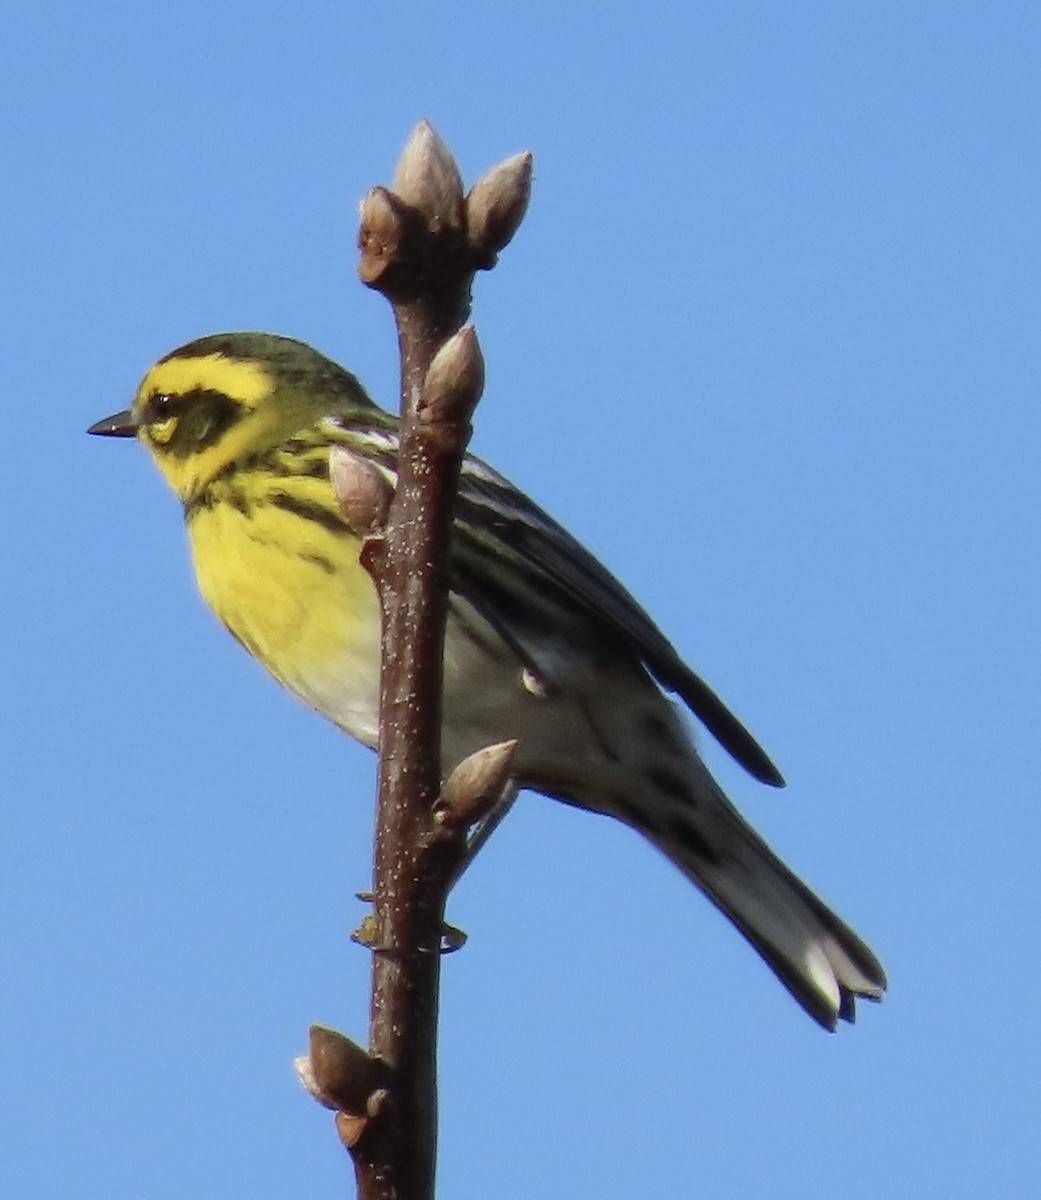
[393,120,465,231]
[467,151,534,258]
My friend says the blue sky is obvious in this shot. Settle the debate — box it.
[3,2,1039,1196]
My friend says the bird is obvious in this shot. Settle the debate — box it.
[88,331,886,1029]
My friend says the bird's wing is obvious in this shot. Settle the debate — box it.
[452,454,785,787]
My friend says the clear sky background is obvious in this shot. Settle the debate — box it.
[3,2,1039,1196]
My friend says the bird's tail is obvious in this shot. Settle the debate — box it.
[602,754,887,1029]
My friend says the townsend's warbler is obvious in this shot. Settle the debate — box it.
[89,332,886,1029]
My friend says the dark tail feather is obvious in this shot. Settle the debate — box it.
[635,762,886,1029]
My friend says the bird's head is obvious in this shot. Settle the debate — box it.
[88,332,378,502]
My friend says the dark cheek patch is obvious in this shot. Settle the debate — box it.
[156,390,245,458]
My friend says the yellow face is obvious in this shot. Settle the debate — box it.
[133,353,274,449]
[131,354,279,500]
[89,332,382,502]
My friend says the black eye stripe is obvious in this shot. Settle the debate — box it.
[144,387,235,424]
[142,387,246,458]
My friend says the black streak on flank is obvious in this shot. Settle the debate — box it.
[227,488,250,515]
[300,552,337,575]
[664,814,722,866]
[296,457,330,479]
[641,709,679,750]
[184,482,250,520]
[610,793,647,828]
[645,764,694,806]
[269,491,350,537]
[263,449,329,480]
[575,696,621,764]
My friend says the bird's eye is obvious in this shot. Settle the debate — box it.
[145,392,183,426]
[141,392,183,444]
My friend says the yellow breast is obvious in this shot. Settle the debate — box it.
[187,487,382,745]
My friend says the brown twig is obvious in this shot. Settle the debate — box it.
[320,122,532,1199]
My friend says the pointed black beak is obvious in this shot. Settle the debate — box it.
[87,409,138,438]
